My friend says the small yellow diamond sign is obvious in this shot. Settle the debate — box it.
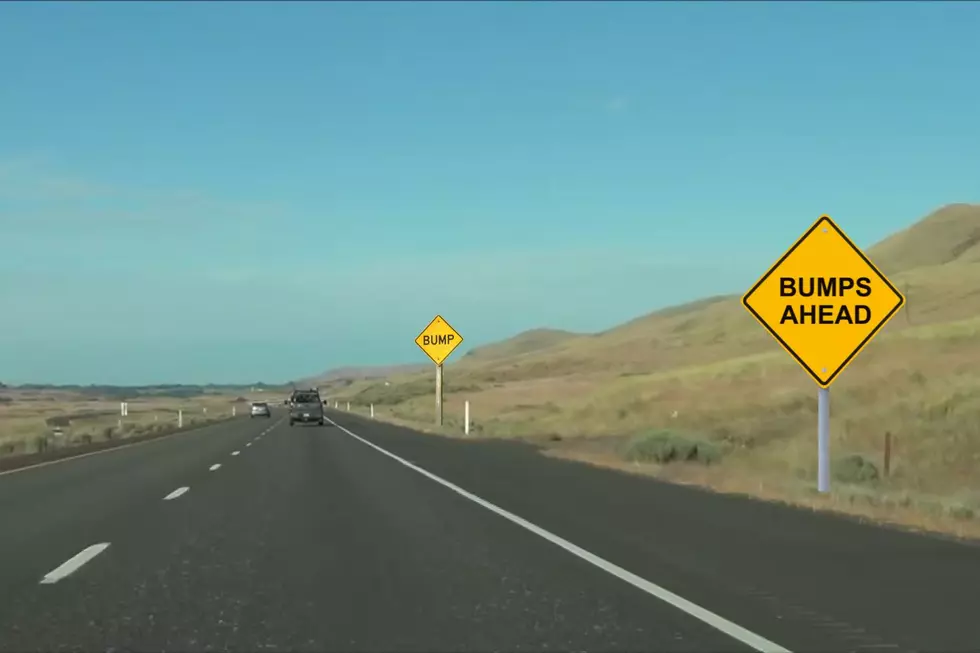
[742,215,905,388]
[415,315,464,366]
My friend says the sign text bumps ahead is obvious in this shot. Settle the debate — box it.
[741,215,905,388]
[415,315,464,366]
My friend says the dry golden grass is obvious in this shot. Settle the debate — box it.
[0,389,262,457]
[459,328,581,363]
[324,204,980,539]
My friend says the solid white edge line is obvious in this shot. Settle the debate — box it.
[209,463,221,471]
[163,486,189,500]
[39,542,111,584]
[326,417,791,653]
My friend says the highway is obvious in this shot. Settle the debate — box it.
[0,410,978,652]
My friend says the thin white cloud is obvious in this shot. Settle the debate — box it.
[0,151,51,176]
[204,267,264,285]
[202,243,757,315]
[606,96,629,114]
[0,154,114,201]
[197,241,761,290]
[0,154,288,231]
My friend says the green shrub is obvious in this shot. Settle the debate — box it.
[834,454,880,484]
[624,429,723,465]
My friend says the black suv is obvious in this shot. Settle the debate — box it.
[289,389,325,427]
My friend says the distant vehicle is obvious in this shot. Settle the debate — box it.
[289,389,324,427]
[250,402,271,418]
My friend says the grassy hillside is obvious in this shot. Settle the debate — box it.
[0,387,267,458]
[869,204,980,274]
[328,204,980,538]
[462,328,581,362]
[305,363,429,386]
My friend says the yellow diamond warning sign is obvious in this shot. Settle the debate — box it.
[415,315,464,366]
[742,215,905,388]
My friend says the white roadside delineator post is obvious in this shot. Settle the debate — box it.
[464,400,470,436]
[370,403,375,419]
[178,410,183,428]
[346,401,350,411]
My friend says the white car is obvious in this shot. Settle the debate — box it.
[250,402,271,418]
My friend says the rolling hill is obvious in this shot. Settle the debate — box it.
[305,363,429,386]
[868,203,980,274]
[334,203,980,390]
[461,328,581,362]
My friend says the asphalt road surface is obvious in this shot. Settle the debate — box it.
[1,410,978,652]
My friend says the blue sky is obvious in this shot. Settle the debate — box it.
[2,2,979,385]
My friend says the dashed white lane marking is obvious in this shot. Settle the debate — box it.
[231,450,240,456]
[326,417,791,653]
[39,543,111,584]
[163,486,189,500]
[209,463,221,471]
[246,442,252,447]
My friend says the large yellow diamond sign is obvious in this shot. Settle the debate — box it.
[742,215,905,388]
[415,315,464,366]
